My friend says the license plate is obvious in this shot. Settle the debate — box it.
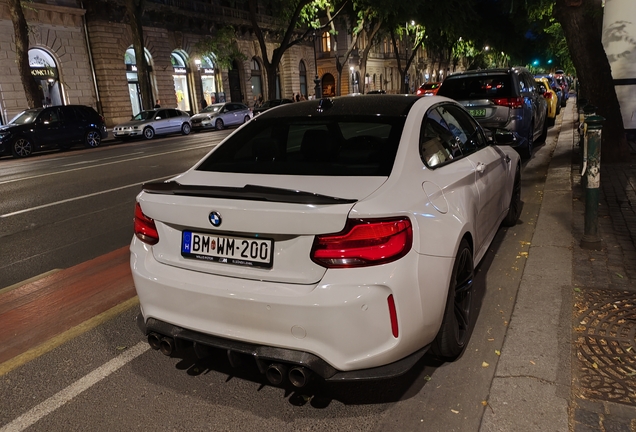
[181,231,273,268]
[469,109,487,118]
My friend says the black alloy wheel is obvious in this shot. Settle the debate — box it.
[502,166,521,227]
[85,129,102,148]
[431,239,474,361]
[143,127,155,140]
[12,137,33,158]
[215,119,224,130]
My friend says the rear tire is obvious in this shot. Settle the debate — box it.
[502,166,521,227]
[538,116,548,143]
[181,123,191,135]
[84,129,102,148]
[430,239,474,361]
[520,123,534,160]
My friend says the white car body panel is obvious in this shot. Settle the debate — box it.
[131,95,520,375]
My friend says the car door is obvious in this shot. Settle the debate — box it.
[166,109,181,133]
[34,107,65,149]
[437,104,509,254]
[153,109,171,135]
[59,106,86,143]
[226,104,241,126]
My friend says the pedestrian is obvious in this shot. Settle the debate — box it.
[295,93,300,103]
[154,99,161,108]
[300,93,306,101]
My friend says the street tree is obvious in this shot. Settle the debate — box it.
[248,0,348,100]
[124,0,153,111]
[7,0,42,109]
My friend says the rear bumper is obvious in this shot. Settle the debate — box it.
[137,314,429,381]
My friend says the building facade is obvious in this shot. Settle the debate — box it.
[0,0,446,127]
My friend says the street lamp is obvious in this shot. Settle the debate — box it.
[311,30,322,99]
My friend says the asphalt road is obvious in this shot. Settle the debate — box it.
[0,124,559,431]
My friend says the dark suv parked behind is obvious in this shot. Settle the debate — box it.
[437,67,547,159]
[0,105,107,158]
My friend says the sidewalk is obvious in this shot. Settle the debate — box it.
[481,97,636,431]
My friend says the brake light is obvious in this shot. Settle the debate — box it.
[311,218,412,268]
[134,203,159,245]
[544,92,553,99]
[491,97,524,109]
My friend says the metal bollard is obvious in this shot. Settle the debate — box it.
[580,114,605,250]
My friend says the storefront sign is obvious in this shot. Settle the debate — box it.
[173,67,187,74]
[30,67,57,79]
[202,68,215,75]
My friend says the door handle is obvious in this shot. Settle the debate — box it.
[476,162,485,173]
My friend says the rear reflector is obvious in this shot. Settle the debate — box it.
[311,217,412,268]
[491,97,524,109]
[134,202,159,245]
[387,294,399,338]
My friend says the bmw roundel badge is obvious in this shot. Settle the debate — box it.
[208,211,222,227]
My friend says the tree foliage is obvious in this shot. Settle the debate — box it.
[193,26,246,70]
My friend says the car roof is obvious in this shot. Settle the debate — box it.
[256,95,419,119]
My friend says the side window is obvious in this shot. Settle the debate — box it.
[419,108,455,168]
[438,104,485,156]
[518,74,526,93]
[39,108,59,124]
[156,110,168,120]
[166,109,179,118]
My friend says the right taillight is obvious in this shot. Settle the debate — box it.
[134,202,159,245]
[491,97,524,109]
[311,218,413,268]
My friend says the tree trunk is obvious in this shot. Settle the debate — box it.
[358,19,382,95]
[555,0,628,162]
[125,0,153,110]
[7,0,42,109]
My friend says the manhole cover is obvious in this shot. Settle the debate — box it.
[574,288,636,405]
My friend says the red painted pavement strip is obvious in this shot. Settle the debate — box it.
[0,246,136,365]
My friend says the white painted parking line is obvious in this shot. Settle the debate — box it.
[0,175,176,218]
[62,151,145,166]
[0,342,149,432]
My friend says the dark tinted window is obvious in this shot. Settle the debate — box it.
[196,116,405,176]
[437,74,513,99]
[166,109,179,118]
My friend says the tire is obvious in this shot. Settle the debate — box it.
[430,239,474,361]
[181,123,191,135]
[547,116,555,127]
[520,122,534,160]
[243,115,250,124]
[143,127,155,140]
[12,137,33,158]
[84,129,102,148]
[556,103,561,115]
[502,166,521,227]
[215,119,224,130]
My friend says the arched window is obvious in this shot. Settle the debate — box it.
[171,50,191,112]
[299,61,307,99]
[125,47,154,115]
[29,48,63,106]
[250,58,262,103]
[199,55,218,106]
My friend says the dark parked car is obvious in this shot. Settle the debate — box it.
[0,105,107,158]
[253,99,293,116]
[437,67,548,159]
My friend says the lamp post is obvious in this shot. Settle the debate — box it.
[312,31,322,99]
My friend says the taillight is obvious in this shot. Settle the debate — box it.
[416,88,424,96]
[491,97,524,109]
[134,202,159,245]
[544,92,553,99]
[311,218,412,268]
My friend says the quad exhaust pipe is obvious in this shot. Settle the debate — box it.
[264,363,312,388]
[288,366,312,388]
[265,363,288,386]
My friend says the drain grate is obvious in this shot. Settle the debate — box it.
[574,288,636,405]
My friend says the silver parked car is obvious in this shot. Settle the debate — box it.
[437,67,548,159]
[190,103,253,131]
[113,108,192,140]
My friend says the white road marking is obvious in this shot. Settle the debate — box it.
[0,174,177,218]
[0,342,150,432]
[62,151,145,166]
[0,143,214,186]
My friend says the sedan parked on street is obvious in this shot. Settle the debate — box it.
[0,105,107,158]
[113,108,191,140]
[131,95,521,386]
[437,67,548,159]
[190,102,252,131]
[536,77,559,125]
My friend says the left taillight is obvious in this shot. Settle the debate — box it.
[311,218,413,268]
[134,202,159,245]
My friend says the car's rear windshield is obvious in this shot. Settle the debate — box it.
[196,116,405,176]
[438,74,513,100]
